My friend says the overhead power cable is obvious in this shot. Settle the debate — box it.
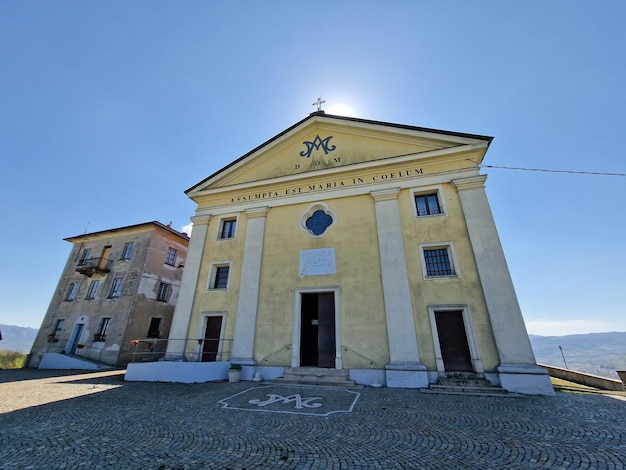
[480,164,626,177]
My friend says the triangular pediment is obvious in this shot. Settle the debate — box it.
[187,114,492,196]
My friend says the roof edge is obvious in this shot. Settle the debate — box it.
[64,221,190,243]
[185,114,493,195]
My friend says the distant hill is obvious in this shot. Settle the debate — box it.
[0,324,38,354]
[530,332,626,379]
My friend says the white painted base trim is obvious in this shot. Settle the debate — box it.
[124,362,553,395]
[38,353,101,370]
[124,362,287,384]
[251,366,285,381]
[350,369,387,387]
[240,365,257,381]
[125,361,230,383]
[386,370,430,388]
[497,364,555,396]
[385,363,429,388]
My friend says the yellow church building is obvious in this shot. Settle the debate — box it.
[128,111,553,395]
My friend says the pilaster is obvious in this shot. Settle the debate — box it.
[452,175,553,395]
[230,206,269,365]
[370,188,428,388]
[165,215,211,360]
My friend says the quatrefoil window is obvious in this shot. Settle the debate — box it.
[306,210,333,236]
[300,204,337,238]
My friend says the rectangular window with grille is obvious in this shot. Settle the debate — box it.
[423,248,454,276]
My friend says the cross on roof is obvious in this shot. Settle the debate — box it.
[312,96,325,112]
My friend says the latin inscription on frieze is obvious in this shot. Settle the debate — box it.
[228,168,424,204]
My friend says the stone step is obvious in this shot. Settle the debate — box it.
[423,372,523,397]
[428,384,509,394]
[284,367,350,378]
[441,372,483,379]
[274,367,356,387]
[274,378,358,387]
[423,383,523,397]
[436,378,494,387]
[421,387,523,398]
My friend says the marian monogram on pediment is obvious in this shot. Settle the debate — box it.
[300,135,336,159]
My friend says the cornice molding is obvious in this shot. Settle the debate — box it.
[190,214,212,225]
[370,187,401,201]
[245,206,270,218]
[451,175,488,191]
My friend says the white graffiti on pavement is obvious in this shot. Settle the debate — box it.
[248,393,323,409]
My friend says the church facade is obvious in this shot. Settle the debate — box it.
[164,112,553,395]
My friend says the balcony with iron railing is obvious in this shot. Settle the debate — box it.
[76,257,111,277]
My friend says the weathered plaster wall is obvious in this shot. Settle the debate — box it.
[30,224,188,368]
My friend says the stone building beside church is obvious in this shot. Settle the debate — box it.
[29,221,189,368]
[149,112,552,395]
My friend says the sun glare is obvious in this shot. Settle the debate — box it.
[325,102,357,117]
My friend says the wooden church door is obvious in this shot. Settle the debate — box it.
[300,293,336,368]
[435,310,473,372]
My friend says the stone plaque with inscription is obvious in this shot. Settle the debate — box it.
[300,248,336,276]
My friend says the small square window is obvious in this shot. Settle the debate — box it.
[419,242,459,279]
[411,186,447,219]
[121,242,133,260]
[219,218,237,239]
[156,282,169,302]
[65,283,78,301]
[165,248,177,266]
[86,280,99,299]
[415,193,442,216]
[213,266,229,289]
[208,263,231,290]
[109,278,123,298]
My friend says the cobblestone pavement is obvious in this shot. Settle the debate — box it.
[1,369,626,469]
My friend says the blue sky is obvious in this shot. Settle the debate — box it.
[1,2,624,335]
